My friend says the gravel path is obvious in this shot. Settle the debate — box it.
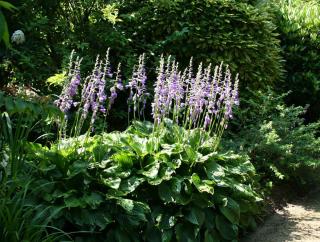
[243,191,320,242]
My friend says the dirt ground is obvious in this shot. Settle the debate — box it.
[243,190,320,242]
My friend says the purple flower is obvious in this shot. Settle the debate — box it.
[54,53,82,114]
[128,54,148,118]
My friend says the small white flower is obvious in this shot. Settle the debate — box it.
[11,30,25,44]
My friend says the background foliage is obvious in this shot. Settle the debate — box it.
[266,0,320,121]
[2,0,283,93]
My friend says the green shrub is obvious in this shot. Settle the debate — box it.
[227,90,320,188]
[3,0,283,93]
[118,0,284,90]
[266,0,320,121]
[26,120,262,241]
[0,92,62,178]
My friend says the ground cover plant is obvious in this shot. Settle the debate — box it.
[226,90,320,189]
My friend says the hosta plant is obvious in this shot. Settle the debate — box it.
[26,120,262,242]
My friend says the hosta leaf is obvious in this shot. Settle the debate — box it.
[161,229,173,242]
[185,206,205,226]
[219,197,240,225]
[101,176,121,189]
[158,178,191,204]
[158,214,177,229]
[159,143,184,156]
[191,173,214,194]
[205,161,225,182]
[192,193,215,208]
[68,208,113,230]
[204,229,221,242]
[121,135,147,156]
[227,160,255,177]
[112,151,133,169]
[175,223,198,242]
[141,161,160,179]
[114,228,131,242]
[129,120,153,136]
[116,198,150,223]
[146,137,158,153]
[203,208,216,230]
[118,176,145,195]
[146,225,162,242]
[64,196,85,208]
[83,192,104,209]
[198,152,218,163]
[148,165,175,185]
[188,128,202,149]
[215,214,238,240]
[159,181,175,203]
[182,145,198,163]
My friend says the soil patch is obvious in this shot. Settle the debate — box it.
[242,190,320,242]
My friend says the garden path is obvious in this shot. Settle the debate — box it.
[243,190,320,242]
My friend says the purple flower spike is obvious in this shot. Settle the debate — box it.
[54,52,82,114]
[128,54,148,118]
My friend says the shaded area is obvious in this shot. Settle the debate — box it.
[243,190,320,242]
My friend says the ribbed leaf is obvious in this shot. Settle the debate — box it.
[116,198,150,223]
[219,197,240,225]
[215,214,238,240]
[191,173,214,194]
[185,206,205,226]
[205,161,225,182]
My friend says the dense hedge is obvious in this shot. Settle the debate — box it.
[119,0,284,90]
[3,0,283,93]
[266,0,320,121]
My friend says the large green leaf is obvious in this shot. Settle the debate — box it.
[215,214,238,240]
[148,164,175,185]
[116,198,150,223]
[0,10,9,47]
[158,178,191,204]
[101,176,121,189]
[191,173,214,195]
[204,229,221,242]
[0,1,17,11]
[175,223,198,242]
[185,206,205,226]
[188,128,202,149]
[219,197,240,225]
[112,151,134,169]
[141,161,160,179]
[118,176,145,195]
[205,161,225,182]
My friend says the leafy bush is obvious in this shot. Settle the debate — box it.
[227,90,320,188]
[3,0,283,94]
[0,92,62,178]
[26,121,262,241]
[266,0,320,121]
[117,0,284,90]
